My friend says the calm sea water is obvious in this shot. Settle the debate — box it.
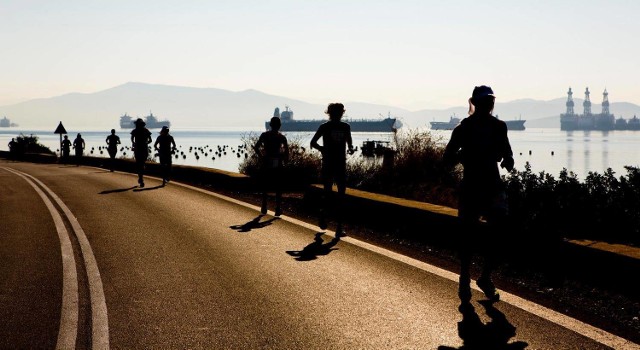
[2,127,640,180]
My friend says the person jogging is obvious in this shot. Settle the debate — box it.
[253,116,289,216]
[154,126,176,186]
[106,129,121,171]
[131,118,152,187]
[443,85,515,303]
[310,102,354,236]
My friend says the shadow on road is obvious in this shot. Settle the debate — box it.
[230,214,280,233]
[286,232,340,261]
[99,186,137,194]
[133,185,164,192]
[438,300,528,350]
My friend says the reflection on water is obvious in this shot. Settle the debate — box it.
[603,138,609,173]
[566,133,573,172]
[584,133,590,176]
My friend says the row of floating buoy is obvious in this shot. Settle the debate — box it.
[59,144,558,161]
[58,143,252,163]
[517,150,555,156]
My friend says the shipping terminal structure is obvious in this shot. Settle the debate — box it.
[560,87,639,131]
[267,106,402,132]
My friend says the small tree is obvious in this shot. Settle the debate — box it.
[15,133,55,155]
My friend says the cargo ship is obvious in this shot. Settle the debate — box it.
[0,116,18,127]
[430,114,526,131]
[120,112,171,129]
[266,106,402,132]
[560,87,639,131]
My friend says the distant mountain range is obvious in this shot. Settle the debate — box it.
[1,82,639,130]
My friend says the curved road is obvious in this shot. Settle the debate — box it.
[0,161,637,349]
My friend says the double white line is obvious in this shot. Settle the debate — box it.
[4,167,109,350]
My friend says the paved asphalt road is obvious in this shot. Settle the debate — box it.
[0,160,638,350]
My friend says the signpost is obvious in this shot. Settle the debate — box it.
[54,121,67,160]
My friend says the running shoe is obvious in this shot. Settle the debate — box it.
[477,277,500,302]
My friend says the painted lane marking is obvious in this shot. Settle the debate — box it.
[5,167,110,349]
[169,179,639,350]
[3,167,78,349]
[17,168,110,349]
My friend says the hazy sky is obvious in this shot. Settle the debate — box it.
[1,0,638,109]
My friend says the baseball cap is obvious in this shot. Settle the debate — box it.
[472,85,495,99]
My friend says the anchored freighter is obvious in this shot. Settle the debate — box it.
[120,112,171,129]
[266,106,402,132]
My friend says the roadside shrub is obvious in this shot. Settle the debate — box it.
[14,133,55,155]
[346,129,461,207]
[238,132,321,187]
[505,164,640,246]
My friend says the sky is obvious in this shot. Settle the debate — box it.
[1,0,639,110]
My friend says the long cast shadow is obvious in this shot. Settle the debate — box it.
[438,300,528,350]
[133,184,164,192]
[286,232,340,261]
[230,215,280,233]
[99,186,137,194]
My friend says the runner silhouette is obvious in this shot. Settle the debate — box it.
[443,85,515,303]
[310,103,354,236]
[253,116,289,216]
[154,126,176,186]
[73,133,85,166]
[130,118,152,187]
[106,129,121,172]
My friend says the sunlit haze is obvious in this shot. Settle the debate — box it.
[1,0,639,108]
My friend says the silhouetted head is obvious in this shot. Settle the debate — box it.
[161,126,169,135]
[269,116,281,131]
[134,118,146,127]
[468,85,495,115]
[325,103,345,121]
[77,133,81,138]
[64,135,68,139]
[111,129,116,134]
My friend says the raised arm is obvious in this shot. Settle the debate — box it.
[443,127,462,167]
[346,125,354,154]
[253,133,265,156]
[310,125,324,153]
[499,124,515,171]
[282,137,290,163]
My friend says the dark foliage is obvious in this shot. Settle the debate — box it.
[238,133,321,188]
[14,133,55,155]
[505,164,640,247]
[346,129,460,207]
[238,128,640,247]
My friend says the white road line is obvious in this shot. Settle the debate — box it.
[5,167,110,349]
[171,179,640,350]
[2,167,78,350]
[16,169,110,350]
